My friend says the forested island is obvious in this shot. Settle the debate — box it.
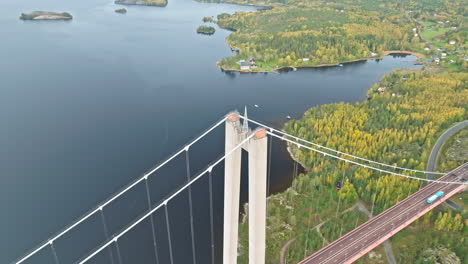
[115,0,168,7]
[197,25,216,35]
[20,11,73,20]
[115,8,127,14]
[237,70,468,264]
[202,16,214,23]
[203,0,466,72]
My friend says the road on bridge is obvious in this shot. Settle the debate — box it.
[299,163,467,264]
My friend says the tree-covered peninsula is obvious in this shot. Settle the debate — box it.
[237,70,468,264]
[205,0,466,71]
[115,0,168,7]
[20,11,73,20]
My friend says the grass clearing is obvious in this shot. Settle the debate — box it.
[421,27,449,41]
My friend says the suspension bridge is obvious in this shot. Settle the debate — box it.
[13,110,468,264]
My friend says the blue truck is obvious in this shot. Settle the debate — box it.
[426,191,444,203]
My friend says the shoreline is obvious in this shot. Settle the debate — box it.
[20,11,73,21]
[281,61,423,174]
[218,50,425,73]
[287,145,310,172]
[194,0,272,9]
[114,0,168,7]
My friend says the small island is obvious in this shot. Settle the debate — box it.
[202,16,214,23]
[115,0,167,7]
[20,11,73,21]
[197,25,215,35]
[115,8,127,14]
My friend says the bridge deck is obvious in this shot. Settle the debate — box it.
[299,163,468,264]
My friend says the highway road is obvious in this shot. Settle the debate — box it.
[427,121,468,210]
[299,163,467,264]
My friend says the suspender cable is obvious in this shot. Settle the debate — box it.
[266,133,273,221]
[268,132,466,185]
[304,160,318,259]
[208,170,215,264]
[333,167,347,237]
[164,203,174,264]
[114,239,123,264]
[78,134,254,264]
[371,170,380,217]
[50,242,60,264]
[292,160,295,179]
[267,133,273,197]
[144,178,160,264]
[293,160,298,179]
[99,209,115,264]
[14,116,227,264]
[185,150,197,264]
[239,116,446,175]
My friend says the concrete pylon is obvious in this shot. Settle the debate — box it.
[223,111,268,264]
[223,112,243,264]
[248,128,268,264]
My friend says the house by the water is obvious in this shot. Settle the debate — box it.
[239,60,250,70]
[239,58,258,70]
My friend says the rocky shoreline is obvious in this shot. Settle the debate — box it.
[287,145,309,171]
[115,0,168,7]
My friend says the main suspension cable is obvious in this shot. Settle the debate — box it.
[267,132,466,185]
[239,116,446,175]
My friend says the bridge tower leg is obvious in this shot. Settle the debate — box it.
[223,112,243,264]
[248,128,268,264]
[223,111,268,264]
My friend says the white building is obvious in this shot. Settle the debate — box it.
[239,60,250,70]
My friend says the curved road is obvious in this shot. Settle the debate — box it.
[427,120,468,211]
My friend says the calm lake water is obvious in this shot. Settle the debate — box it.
[0,0,420,263]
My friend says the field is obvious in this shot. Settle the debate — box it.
[421,27,450,41]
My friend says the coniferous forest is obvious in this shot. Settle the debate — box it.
[203,0,467,71]
[237,71,467,264]
[201,0,468,262]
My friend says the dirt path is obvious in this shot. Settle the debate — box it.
[280,238,296,264]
